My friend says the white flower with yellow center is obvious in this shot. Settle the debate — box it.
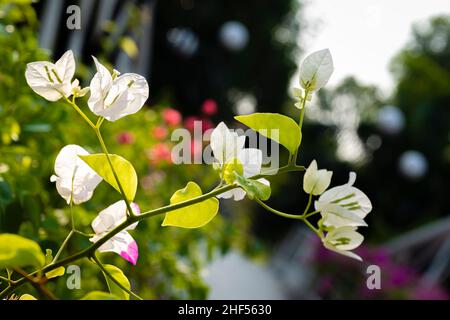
[25,50,79,101]
[87,57,149,122]
[210,122,269,201]
[315,172,372,228]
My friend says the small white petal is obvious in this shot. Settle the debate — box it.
[239,148,262,178]
[299,49,333,91]
[316,201,368,227]
[25,62,64,101]
[210,122,245,164]
[303,160,333,195]
[51,145,102,204]
[97,73,149,121]
[55,50,76,86]
[217,188,246,201]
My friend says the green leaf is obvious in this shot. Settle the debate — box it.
[0,234,45,268]
[120,37,139,58]
[79,154,138,201]
[235,174,271,200]
[19,294,37,300]
[235,113,302,155]
[45,249,53,265]
[162,182,219,228]
[80,291,120,300]
[102,264,131,300]
[45,266,65,280]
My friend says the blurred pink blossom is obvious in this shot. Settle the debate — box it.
[152,125,168,140]
[162,108,182,126]
[116,132,135,145]
[201,99,218,116]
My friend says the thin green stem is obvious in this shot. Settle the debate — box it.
[68,191,75,230]
[65,98,96,129]
[92,254,143,300]
[302,193,313,216]
[254,198,322,238]
[254,198,304,220]
[94,126,136,218]
[303,210,319,219]
[291,89,310,165]
[52,230,74,263]
[0,275,11,283]
[303,219,322,238]
[73,230,94,237]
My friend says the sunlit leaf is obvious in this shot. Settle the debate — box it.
[19,294,37,300]
[45,266,65,280]
[80,154,138,201]
[120,37,139,58]
[0,234,45,268]
[235,174,271,200]
[162,182,219,228]
[102,264,131,300]
[299,49,334,91]
[235,113,301,155]
[80,291,120,300]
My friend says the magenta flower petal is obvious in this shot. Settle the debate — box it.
[120,240,139,265]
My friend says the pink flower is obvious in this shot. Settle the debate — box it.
[201,99,218,116]
[162,108,182,126]
[152,125,168,140]
[147,143,172,165]
[116,132,135,145]
[184,116,201,132]
[184,116,214,133]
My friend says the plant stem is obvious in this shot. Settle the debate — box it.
[13,268,58,300]
[254,198,322,237]
[65,98,96,129]
[52,230,74,263]
[291,89,310,165]
[254,198,304,220]
[92,254,144,301]
[94,126,137,218]
[302,193,313,216]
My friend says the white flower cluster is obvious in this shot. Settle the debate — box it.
[303,160,372,260]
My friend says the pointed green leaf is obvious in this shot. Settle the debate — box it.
[235,113,301,155]
[162,182,219,228]
[102,264,131,300]
[235,174,271,200]
[79,154,138,201]
[80,291,120,300]
[45,266,65,279]
[0,234,45,268]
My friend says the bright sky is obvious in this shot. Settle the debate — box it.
[300,0,450,95]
